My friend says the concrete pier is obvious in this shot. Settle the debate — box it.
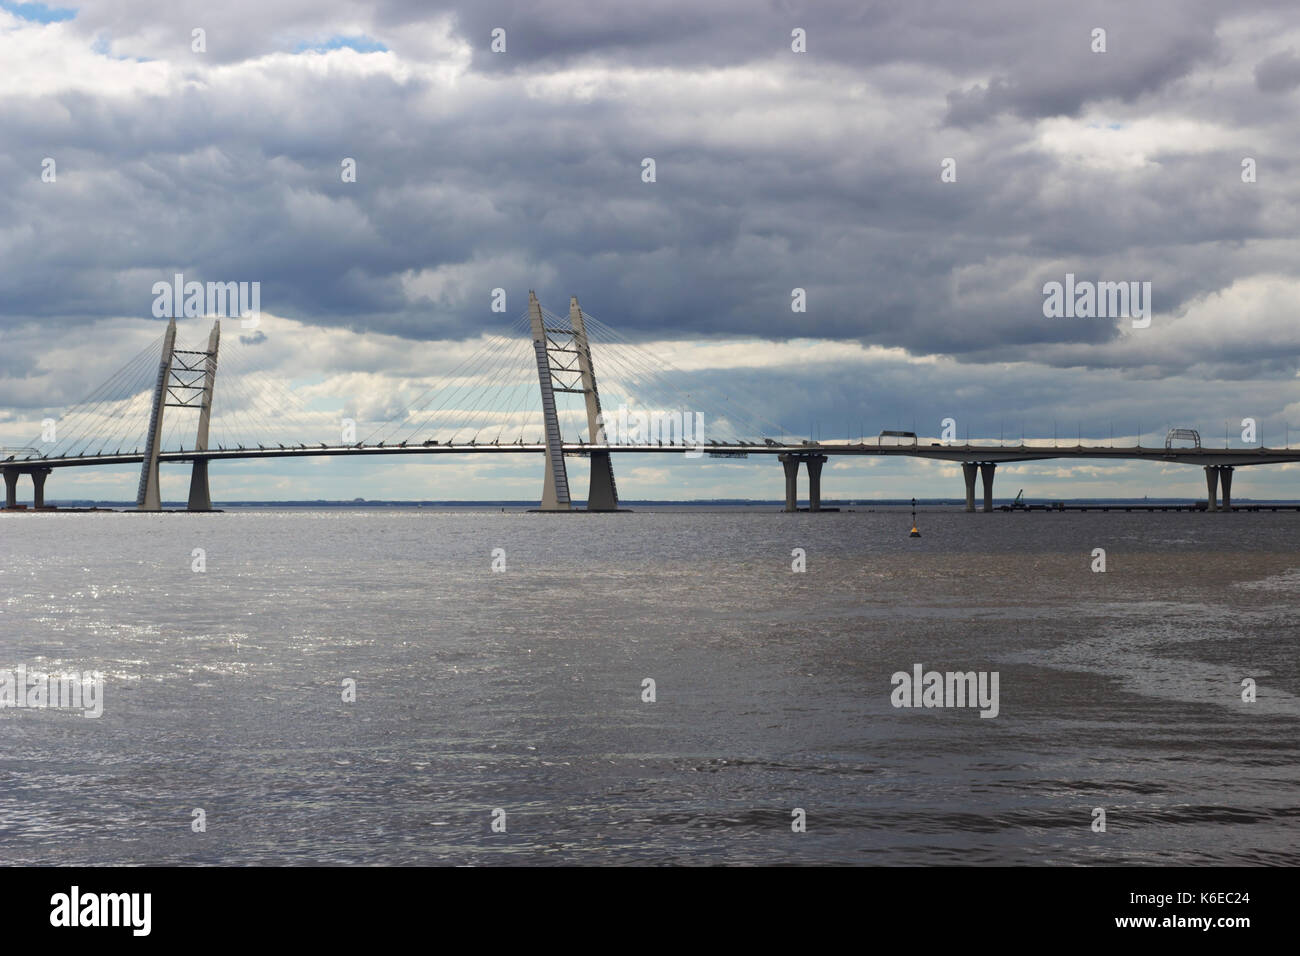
[962,462,977,512]
[1202,464,1235,511]
[807,454,827,512]
[187,459,211,511]
[780,454,799,512]
[779,452,829,511]
[31,468,49,508]
[979,462,996,512]
[3,466,52,509]
[3,467,17,509]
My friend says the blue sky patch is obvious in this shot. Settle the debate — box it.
[293,35,388,55]
[0,1,76,23]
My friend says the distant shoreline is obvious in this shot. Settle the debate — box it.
[19,498,1300,509]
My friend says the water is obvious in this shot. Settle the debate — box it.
[1,507,1297,865]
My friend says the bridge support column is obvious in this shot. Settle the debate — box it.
[31,468,50,509]
[962,462,977,513]
[1220,466,1233,511]
[979,462,996,512]
[780,454,799,511]
[585,451,618,511]
[807,454,827,512]
[3,467,18,509]
[187,459,211,511]
[1204,466,1219,512]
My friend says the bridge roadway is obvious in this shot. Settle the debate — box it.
[6,440,1299,513]
[6,440,1300,469]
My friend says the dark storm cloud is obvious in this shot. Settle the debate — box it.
[1254,48,1300,92]
[941,10,1218,127]
[1,0,1299,444]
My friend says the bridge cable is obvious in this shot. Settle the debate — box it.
[371,315,531,446]
[360,314,531,447]
[52,340,163,458]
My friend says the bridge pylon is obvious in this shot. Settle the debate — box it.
[136,319,178,510]
[526,291,623,510]
[569,296,619,511]
[186,321,221,511]
[528,292,572,510]
[135,318,221,511]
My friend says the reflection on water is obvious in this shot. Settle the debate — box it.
[1,508,1297,864]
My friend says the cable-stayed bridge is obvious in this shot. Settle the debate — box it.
[4,292,1300,512]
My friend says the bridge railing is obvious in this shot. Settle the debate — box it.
[0,446,43,461]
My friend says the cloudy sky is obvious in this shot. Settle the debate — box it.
[2,0,1299,503]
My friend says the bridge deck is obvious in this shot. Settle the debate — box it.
[7,442,1300,469]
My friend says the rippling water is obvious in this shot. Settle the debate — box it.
[2,507,1297,865]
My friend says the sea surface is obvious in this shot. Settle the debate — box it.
[1,507,1297,865]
